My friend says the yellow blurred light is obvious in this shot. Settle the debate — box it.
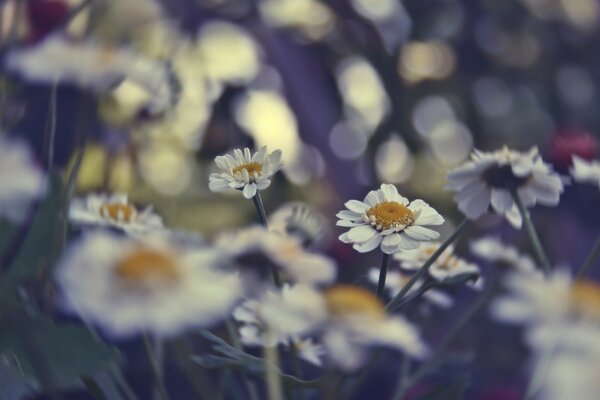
[428,120,473,166]
[109,153,135,191]
[260,0,335,41]
[398,41,456,83]
[560,0,600,30]
[139,145,192,195]
[71,144,108,192]
[375,136,414,183]
[351,0,397,21]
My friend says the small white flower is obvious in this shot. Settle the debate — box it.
[256,284,428,372]
[0,138,45,222]
[570,156,600,188]
[69,193,164,237]
[337,183,444,254]
[470,236,537,273]
[446,147,564,228]
[269,202,328,248]
[55,231,242,338]
[209,146,283,199]
[215,226,336,293]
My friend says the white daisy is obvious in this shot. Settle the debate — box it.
[256,284,428,372]
[336,184,444,254]
[69,193,164,236]
[446,147,564,228]
[55,231,242,338]
[268,202,328,248]
[0,138,45,223]
[209,146,283,199]
[570,156,600,188]
[470,236,537,273]
[215,225,336,293]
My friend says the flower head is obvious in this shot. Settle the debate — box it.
[570,156,600,188]
[269,202,328,248]
[209,146,282,199]
[470,236,537,273]
[69,193,164,237]
[337,184,444,254]
[446,147,564,228]
[55,231,242,338]
[0,138,45,222]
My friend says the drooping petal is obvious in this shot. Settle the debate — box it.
[404,226,440,241]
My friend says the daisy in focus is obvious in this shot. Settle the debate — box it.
[0,138,45,223]
[570,155,600,188]
[470,236,537,274]
[55,231,242,338]
[337,183,444,254]
[256,284,428,371]
[215,226,336,293]
[446,147,564,228]
[69,193,164,236]
[269,202,328,248]
[209,146,283,199]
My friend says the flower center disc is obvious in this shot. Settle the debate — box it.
[232,162,263,177]
[100,203,136,223]
[115,249,179,284]
[366,202,415,231]
[325,285,384,318]
[570,281,600,318]
[482,165,529,189]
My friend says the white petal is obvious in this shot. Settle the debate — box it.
[347,225,376,243]
[380,184,399,202]
[404,226,440,241]
[336,210,362,220]
[243,184,257,199]
[381,234,402,254]
[490,188,513,213]
[345,200,369,213]
[353,235,383,253]
[414,207,444,226]
[398,234,420,250]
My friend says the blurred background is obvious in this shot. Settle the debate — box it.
[2,0,600,398]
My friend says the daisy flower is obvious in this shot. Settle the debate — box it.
[446,147,564,228]
[269,202,328,248]
[55,231,243,338]
[470,236,537,273]
[215,226,336,293]
[337,184,444,254]
[69,193,164,236]
[570,156,600,188]
[0,138,45,223]
[209,146,283,199]
[256,284,428,372]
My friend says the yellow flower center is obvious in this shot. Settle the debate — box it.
[366,202,415,231]
[324,285,384,319]
[100,203,136,223]
[115,248,179,284]
[569,281,600,318]
[232,162,263,177]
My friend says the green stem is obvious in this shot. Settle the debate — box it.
[510,188,552,275]
[252,190,269,227]
[391,282,499,400]
[46,82,58,172]
[385,219,470,312]
[142,335,171,400]
[264,332,284,400]
[225,320,260,400]
[576,235,600,280]
[376,252,390,299]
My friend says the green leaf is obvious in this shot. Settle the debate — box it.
[0,316,119,392]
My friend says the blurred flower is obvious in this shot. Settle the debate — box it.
[55,231,242,338]
[215,226,336,293]
[257,284,428,371]
[337,183,444,254]
[549,129,598,171]
[570,156,600,188]
[540,349,600,400]
[259,0,335,41]
[209,146,283,199]
[268,202,328,248]
[69,193,164,236]
[470,237,537,273]
[0,138,45,223]
[367,267,453,308]
[446,147,564,228]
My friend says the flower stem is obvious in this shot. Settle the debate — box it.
[252,190,269,227]
[385,219,470,312]
[576,235,600,280]
[225,320,260,400]
[264,332,284,400]
[510,188,552,275]
[142,335,171,400]
[377,252,390,299]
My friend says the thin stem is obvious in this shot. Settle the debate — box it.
[391,282,499,400]
[264,332,284,400]
[376,252,390,299]
[142,335,171,400]
[46,82,58,172]
[523,344,558,400]
[576,235,600,280]
[385,219,470,312]
[510,188,552,275]
[252,190,269,227]
[110,368,140,400]
[225,320,260,400]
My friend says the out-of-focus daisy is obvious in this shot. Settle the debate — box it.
[215,226,336,292]
[367,268,453,308]
[0,138,45,223]
[69,193,164,236]
[259,0,336,41]
[539,348,600,400]
[269,202,328,248]
[209,146,283,199]
[55,231,242,338]
[257,284,428,371]
[337,183,444,254]
[446,147,564,228]
[470,236,537,273]
[570,156,600,188]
